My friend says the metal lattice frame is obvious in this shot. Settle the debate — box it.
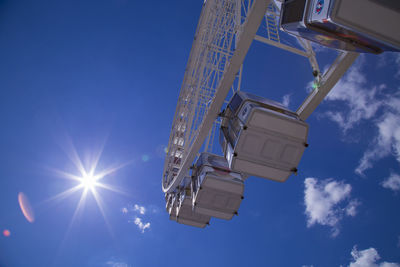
[163,0,251,192]
[163,0,358,194]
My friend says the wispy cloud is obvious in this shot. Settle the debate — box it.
[134,204,146,215]
[355,100,400,175]
[282,94,291,108]
[377,52,400,79]
[347,246,400,267]
[121,203,152,233]
[106,260,130,267]
[133,217,150,233]
[381,173,400,192]
[345,199,360,217]
[120,204,146,215]
[315,56,400,176]
[304,178,360,237]
[324,57,384,133]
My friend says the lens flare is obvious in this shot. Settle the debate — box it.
[141,155,150,162]
[18,192,35,223]
[3,229,10,237]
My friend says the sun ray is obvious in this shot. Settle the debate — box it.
[66,142,87,177]
[47,167,84,183]
[95,182,130,196]
[45,137,137,254]
[88,140,107,178]
[69,188,88,226]
[47,135,138,264]
[40,185,83,205]
[94,159,135,181]
[91,188,115,238]
[54,188,89,264]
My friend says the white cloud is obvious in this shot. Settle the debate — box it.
[345,199,361,217]
[324,59,384,132]
[122,204,152,233]
[376,52,400,78]
[377,53,388,69]
[134,204,146,215]
[304,178,359,237]
[282,94,291,108]
[133,217,150,233]
[355,106,400,175]
[347,246,400,267]
[122,203,154,215]
[381,173,400,192]
[106,260,129,267]
[349,247,379,267]
[317,56,400,175]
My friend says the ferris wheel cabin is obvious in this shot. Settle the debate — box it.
[191,153,244,220]
[280,0,400,53]
[175,186,211,228]
[220,91,309,182]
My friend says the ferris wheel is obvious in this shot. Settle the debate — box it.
[163,0,400,227]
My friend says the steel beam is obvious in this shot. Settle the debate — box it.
[296,52,359,121]
[254,34,309,57]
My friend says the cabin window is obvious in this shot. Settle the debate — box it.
[281,0,307,24]
[228,94,243,113]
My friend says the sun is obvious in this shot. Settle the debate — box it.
[80,172,98,191]
[43,137,134,239]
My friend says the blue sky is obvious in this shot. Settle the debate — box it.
[0,1,400,266]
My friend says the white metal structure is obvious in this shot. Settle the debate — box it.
[163,0,359,197]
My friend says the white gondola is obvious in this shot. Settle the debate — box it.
[175,186,211,228]
[220,91,309,182]
[280,0,400,53]
[192,153,244,220]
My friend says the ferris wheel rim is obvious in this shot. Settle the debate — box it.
[162,0,271,194]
